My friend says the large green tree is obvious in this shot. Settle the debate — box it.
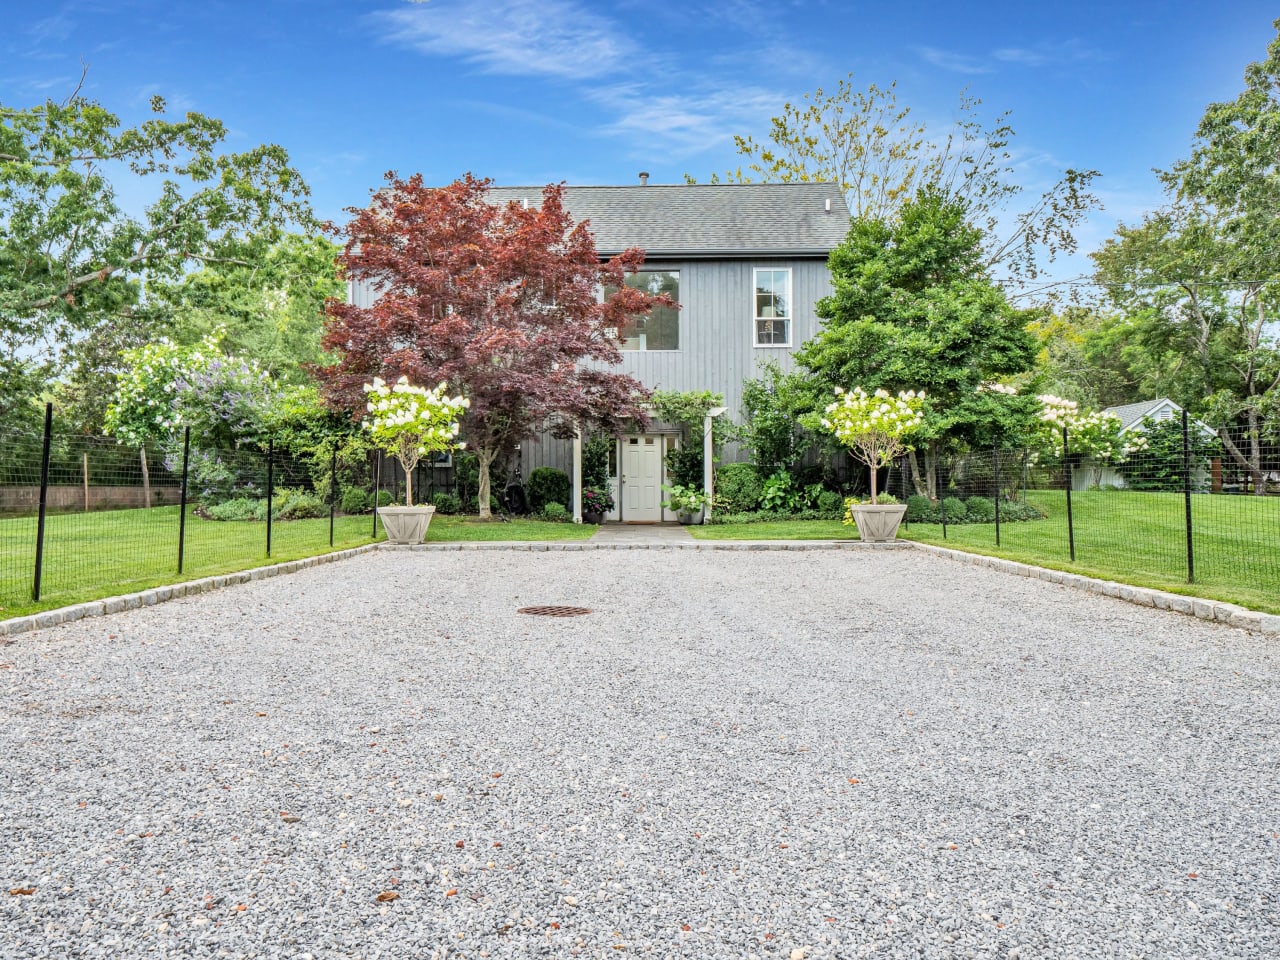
[0,88,315,424]
[56,233,341,435]
[701,75,1099,284]
[1092,20,1280,492]
[797,189,1041,497]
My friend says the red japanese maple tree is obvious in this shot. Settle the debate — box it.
[318,173,661,518]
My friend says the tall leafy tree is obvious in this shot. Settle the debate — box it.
[0,87,315,415]
[1093,20,1280,492]
[701,75,1098,284]
[319,174,657,519]
[55,233,340,434]
[151,233,342,382]
[797,189,1041,496]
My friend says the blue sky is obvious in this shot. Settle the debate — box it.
[4,0,1278,288]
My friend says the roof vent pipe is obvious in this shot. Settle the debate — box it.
[522,198,529,209]
[638,171,649,186]
[824,198,832,213]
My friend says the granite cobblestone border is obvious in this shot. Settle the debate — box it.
[4,536,1276,639]
[910,541,1280,637]
[0,543,381,639]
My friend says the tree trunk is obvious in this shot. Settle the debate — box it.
[1248,408,1265,495]
[140,447,151,508]
[907,449,928,498]
[476,446,498,519]
[403,460,414,507]
[925,443,939,500]
[1219,428,1266,495]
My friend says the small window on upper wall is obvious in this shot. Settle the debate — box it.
[603,270,680,351]
[754,267,792,346]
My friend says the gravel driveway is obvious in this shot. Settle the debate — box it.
[1,548,1277,959]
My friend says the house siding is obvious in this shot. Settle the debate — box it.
[350,256,835,478]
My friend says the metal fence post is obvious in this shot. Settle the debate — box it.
[1064,424,1075,562]
[31,402,53,601]
[329,445,337,548]
[266,439,274,558]
[1183,409,1195,583]
[177,427,191,574]
[992,441,1001,547]
[940,489,948,539]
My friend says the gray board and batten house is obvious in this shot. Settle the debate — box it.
[348,179,851,522]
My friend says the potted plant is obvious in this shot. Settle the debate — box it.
[364,376,469,545]
[581,486,614,524]
[821,386,925,542]
[662,484,709,524]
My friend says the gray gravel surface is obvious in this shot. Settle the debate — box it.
[1,548,1277,959]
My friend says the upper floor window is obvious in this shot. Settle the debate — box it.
[754,268,791,346]
[607,270,680,351]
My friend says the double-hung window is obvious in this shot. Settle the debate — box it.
[754,268,792,346]
[605,270,680,351]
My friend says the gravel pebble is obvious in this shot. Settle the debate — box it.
[1,548,1277,958]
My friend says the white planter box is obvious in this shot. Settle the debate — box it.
[377,505,436,545]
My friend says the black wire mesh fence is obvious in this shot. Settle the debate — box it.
[0,406,461,617]
[889,414,1280,604]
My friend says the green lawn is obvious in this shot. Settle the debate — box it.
[0,507,594,620]
[693,490,1280,615]
[691,519,857,541]
[420,514,598,542]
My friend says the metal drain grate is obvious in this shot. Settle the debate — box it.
[517,606,593,617]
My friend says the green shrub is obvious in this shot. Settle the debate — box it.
[582,434,613,488]
[376,489,394,508]
[527,467,570,512]
[965,496,996,522]
[706,508,843,525]
[905,494,938,523]
[664,445,704,489]
[816,489,843,517]
[275,488,326,520]
[205,497,261,522]
[760,471,803,512]
[715,462,762,512]
[941,496,967,521]
[998,499,1047,522]
[541,502,569,521]
[432,492,461,515]
[340,487,371,515]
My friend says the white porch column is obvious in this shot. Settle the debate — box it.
[572,427,583,523]
[703,406,728,522]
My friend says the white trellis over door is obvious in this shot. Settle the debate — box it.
[621,436,662,522]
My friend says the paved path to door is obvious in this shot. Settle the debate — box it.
[589,522,695,543]
[1,547,1276,958]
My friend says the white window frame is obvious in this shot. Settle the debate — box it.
[753,267,793,348]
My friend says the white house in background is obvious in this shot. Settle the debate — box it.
[1073,397,1211,491]
[349,179,851,522]
[1104,398,1189,433]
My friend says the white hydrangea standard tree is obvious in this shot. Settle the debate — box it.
[1033,394,1146,488]
[363,376,469,507]
[821,387,926,500]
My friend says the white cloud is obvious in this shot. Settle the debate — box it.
[28,13,75,44]
[370,0,635,80]
[992,47,1047,67]
[917,46,993,75]
[589,83,786,158]
[922,39,1106,75]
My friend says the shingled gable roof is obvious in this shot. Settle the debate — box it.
[486,182,851,259]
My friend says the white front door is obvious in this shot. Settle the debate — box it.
[621,435,663,522]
